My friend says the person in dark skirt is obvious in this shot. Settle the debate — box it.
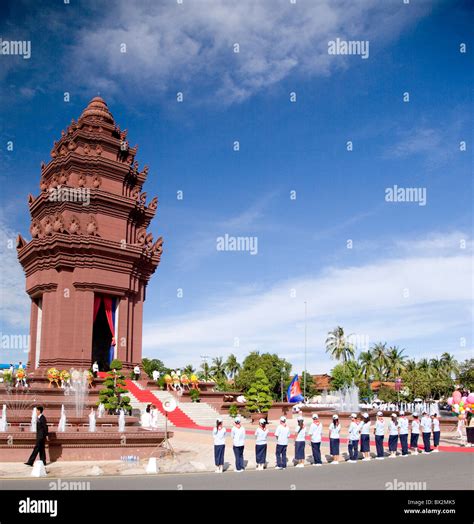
[308,414,323,466]
[420,411,432,453]
[25,406,48,466]
[374,411,385,460]
[410,413,420,454]
[231,417,246,472]
[212,418,226,473]
[432,413,441,452]
[329,414,341,464]
[294,416,306,467]
[388,413,399,458]
[360,412,371,460]
[399,411,409,456]
[275,416,291,469]
[255,418,268,470]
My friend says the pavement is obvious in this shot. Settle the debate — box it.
[1,451,472,490]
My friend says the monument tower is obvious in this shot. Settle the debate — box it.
[16,97,163,372]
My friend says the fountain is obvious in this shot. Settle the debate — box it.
[58,405,66,432]
[98,403,105,418]
[0,404,7,432]
[333,385,360,413]
[118,409,125,432]
[88,408,96,432]
[30,407,37,432]
[70,369,89,418]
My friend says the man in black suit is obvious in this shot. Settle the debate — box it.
[25,405,48,466]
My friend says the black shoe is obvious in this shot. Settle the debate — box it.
[24,463,33,466]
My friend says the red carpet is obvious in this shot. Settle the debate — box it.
[124,379,201,429]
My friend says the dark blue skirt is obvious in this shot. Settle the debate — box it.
[330,438,340,456]
[360,434,370,452]
[214,444,225,466]
[295,440,305,460]
[433,431,440,447]
[255,444,267,465]
[388,434,398,452]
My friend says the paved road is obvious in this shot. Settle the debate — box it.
[1,452,473,490]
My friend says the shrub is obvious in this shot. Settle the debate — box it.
[246,368,273,413]
[189,389,200,402]
[229,404,238,417]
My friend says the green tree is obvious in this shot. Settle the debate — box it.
[142,358,167,378]
[199,362,211,381]
[225,354,241,379]
[371,342,388,380]
[300,371,318,399]
[457,359,474,390]
[401,368,431,401]
[246,368,273,414]
[386,346,407,379]
[359,350,376,382]
[325,326,355,363]
[183,364,196,376]
[330,362,356,390]
[210,356,227,381]
[377,384,398,403]
[98,359,132,413]
[440,352,459,376]
[234,351,292,400]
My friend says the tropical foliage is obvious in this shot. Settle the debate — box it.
[246,368,273,413]
[98,359,132,413]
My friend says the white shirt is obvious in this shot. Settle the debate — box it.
[375,419,385,436]
[411,420,420,434]
[231,425,246,446]
[360,421,371,435]
[212,427,226,445]
[348,421,360,440]
[295,425,306,442]
[432,418,440,432]
[399,417,409,435]
[309,422,323,443]
[255,427,268,445]
[152,370,159,380]
[18,363,24,369]
[389,420,399,436]
[421,416,432,433]
[329,422,341,439]
[275,424,291,445]
[134,366,140,374]
[92,363,99,372]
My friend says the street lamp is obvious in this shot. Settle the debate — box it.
[304,301,307,401]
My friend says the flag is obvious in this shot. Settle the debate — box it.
[287,374,304,403]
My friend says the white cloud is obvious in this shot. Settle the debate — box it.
[68,0,430,104]
[143,232,472,371]
[0,217,29,329]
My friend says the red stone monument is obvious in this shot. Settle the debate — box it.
[16,97,163,372]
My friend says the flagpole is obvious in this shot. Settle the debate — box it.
[304,301,307,401]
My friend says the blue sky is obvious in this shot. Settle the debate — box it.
[0,0,472,372]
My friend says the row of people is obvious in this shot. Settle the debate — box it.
[212,411,441,472]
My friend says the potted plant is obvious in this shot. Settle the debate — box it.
[189,388,200,403]
[246,368,273,423]
[229,404,239,418]
[98,359,132,414]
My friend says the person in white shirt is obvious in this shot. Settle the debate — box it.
[359,412,371,460]
[152,369,160,382]
[328,414,341,464]
[231,417,246,472]
[431,413,441,452]
[374,411,385,460]
[308,414,323,466]
[421,411,432,453]
[212,418,226,473]
[255,418,268,470]
[399,411,409,456]
[275,416,291,469]
[388,413,399,457]
[294,417,306,468]
[150,404,159,429]
[140,404,152,428]
[347,413,360,463]
[133,364,141,380]
[92,361,99,378]
[410,413,420,453]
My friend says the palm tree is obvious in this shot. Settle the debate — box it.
[371,342,388,380]
[359,350,376,382]
[386,346,407,379]
[440,352,459,376]
[325,326,355,363]
[183,364,195,376]
[405,359,417,372]
[210,357,227,381]
[225,354,241,379]
[200,362,211,381]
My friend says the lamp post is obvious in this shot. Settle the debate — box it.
[281,368,284,402]
[304,301,307,401]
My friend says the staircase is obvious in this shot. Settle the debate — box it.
[151,390,235,428]
[126,389,172,429]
